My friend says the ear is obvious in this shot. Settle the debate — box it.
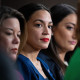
[52,26,56,33]
[51,30,53,36]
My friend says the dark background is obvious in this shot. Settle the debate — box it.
[0,0,1,6]
[1,0,77,9]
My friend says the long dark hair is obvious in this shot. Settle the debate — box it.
[43,4,77,74]
[18,3,51,52]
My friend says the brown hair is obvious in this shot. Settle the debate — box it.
[76,1,80,47]
[0,6,27,53]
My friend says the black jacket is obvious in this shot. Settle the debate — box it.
[38,52,64,80]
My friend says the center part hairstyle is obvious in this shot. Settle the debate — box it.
[18,3,51,52]
[18,3,50,22]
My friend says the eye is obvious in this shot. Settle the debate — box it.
[66,26,74,30]
[5,32,13,35]
[5,29,13,36]
[17,34,20,38]
[48,25,52,29]
[35,24,42,28]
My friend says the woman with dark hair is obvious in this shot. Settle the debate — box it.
[64,1,80,80]
[39,4,77,80]
[16,3,55,80]
[50,3,77,72]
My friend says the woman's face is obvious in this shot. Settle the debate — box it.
[0,18,21,60]
[53,14,77,52]
[26,10,53,50]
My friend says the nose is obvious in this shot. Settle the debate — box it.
[12,35,20,44]
[42,26,49,35]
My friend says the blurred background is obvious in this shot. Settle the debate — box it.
[1,0,77,9]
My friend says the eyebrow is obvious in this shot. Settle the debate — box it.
[66,22,76,26]
[5,28,14,31]
[4,28,21,33]
[33,19,53,24]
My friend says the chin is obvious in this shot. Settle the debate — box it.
[41,45,48,49]
[68,47,75,51]
[35,44,49,50]
[9,54,17,61]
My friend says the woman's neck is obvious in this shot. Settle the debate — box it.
[59,53,65,63]
[21,44,47,78]
[56,47,67,63]
[21,44,40,62]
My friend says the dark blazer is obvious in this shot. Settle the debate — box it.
[38,52,64,80]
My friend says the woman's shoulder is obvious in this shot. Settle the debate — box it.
[38,52,59,67]
[38,52,63,80]
[16,54,35,80]
[16,54,33,68]
[64,47,80,80]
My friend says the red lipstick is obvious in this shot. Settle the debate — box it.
[41,38,49,42]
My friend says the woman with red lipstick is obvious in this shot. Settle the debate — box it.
[16,3,55,80]
[0,6,26,80]
[38,4,77,80]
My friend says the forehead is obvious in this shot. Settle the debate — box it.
[0,18,21,33]
[1,18,19,28]
[2,17,18,23]
[62,14,77,24]
[30,10,52,22]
